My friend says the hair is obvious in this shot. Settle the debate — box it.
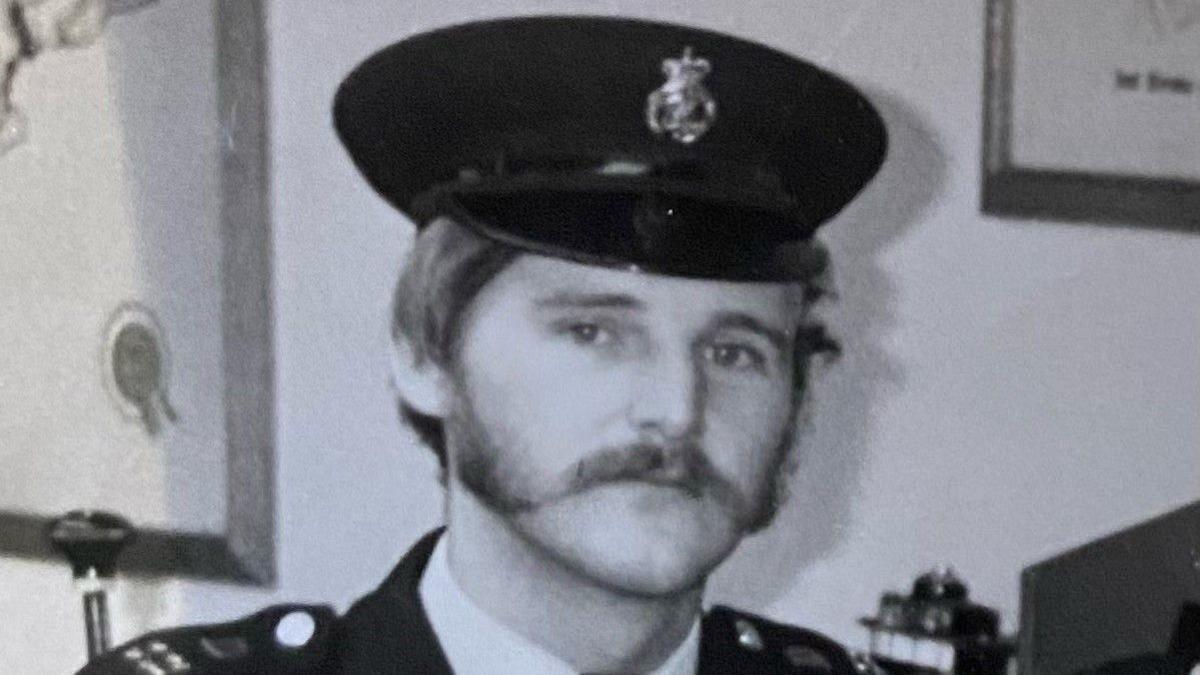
[390,216,839,470]
[390,217,522,468]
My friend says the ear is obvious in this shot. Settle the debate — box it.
[388,334,452,418]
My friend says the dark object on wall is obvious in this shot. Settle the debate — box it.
[860,567,1014,674]
[102,303,178,437]
[0,0,273,585]
[1020,500,1200,675]
[47,511,136,661]
[981,0,1200,230]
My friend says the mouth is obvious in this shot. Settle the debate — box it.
[604,475,705,499]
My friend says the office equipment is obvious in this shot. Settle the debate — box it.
[1020,501,1200,674]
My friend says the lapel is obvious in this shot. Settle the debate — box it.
[328,528,453,675]
[697,612,737,675]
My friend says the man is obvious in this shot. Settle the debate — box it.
[78,15,885,675]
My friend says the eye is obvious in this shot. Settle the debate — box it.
[562,321,614,346]
[704,343,766,372]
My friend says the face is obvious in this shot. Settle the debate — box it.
[444,255,805,597]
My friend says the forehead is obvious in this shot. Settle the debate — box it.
[477,254,802,325]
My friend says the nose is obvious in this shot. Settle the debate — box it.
[627,348,705,441]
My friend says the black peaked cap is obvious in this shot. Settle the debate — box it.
[334,16,887,281]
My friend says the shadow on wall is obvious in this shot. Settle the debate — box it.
[708,88,947,614]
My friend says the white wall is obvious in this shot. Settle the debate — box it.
[1,2,220,671]
[4,2,1197,673]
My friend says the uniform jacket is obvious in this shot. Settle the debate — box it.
[80,529,858,674]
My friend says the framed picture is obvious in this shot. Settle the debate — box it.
[982,0,1200,229]
[0,0,273,584]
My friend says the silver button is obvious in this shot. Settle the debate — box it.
[165,653,191,672]
[735,618,764,651]
[123,647,145,661]
[275,610,317,649]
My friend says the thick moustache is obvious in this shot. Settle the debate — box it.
[571,442,713,499]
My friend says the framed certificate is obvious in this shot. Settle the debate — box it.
[982,0,1200,229]
[0,0,273,584]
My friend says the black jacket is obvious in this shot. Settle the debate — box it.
[81,530,857,674]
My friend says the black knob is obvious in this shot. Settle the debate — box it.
[911,565,968,602]
[47,510,136,579]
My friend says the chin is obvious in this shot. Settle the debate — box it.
[512,483,745,597]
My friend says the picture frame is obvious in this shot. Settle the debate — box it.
[981,0,1200,230]
[0,0,273,585]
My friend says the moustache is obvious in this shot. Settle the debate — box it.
[566,442,745,510]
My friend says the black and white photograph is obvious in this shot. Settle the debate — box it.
[1,1,1197,674]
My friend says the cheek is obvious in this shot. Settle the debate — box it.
[459,331,632,470]
[703,379,794,487]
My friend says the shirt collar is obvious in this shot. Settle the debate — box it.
[418,537,701,675]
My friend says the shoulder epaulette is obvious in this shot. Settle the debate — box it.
[75,604,335,675]
[703,605,861,674]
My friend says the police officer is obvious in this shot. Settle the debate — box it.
[79,15,885,675]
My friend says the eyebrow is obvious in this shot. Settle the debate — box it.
[534,292,646,310]
[708,311,791,352]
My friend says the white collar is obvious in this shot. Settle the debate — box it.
[418,537,701,675]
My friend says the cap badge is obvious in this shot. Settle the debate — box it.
[645,46,717,144]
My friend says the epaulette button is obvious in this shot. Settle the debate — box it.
[135,662,165,675]
[275,609,318,648]
[121,639,192,674]
[164,652,192,672]
[734,618,764,651]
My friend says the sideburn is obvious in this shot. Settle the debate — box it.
[445,389,543,514]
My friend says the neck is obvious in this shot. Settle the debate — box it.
[443,483,702,673]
